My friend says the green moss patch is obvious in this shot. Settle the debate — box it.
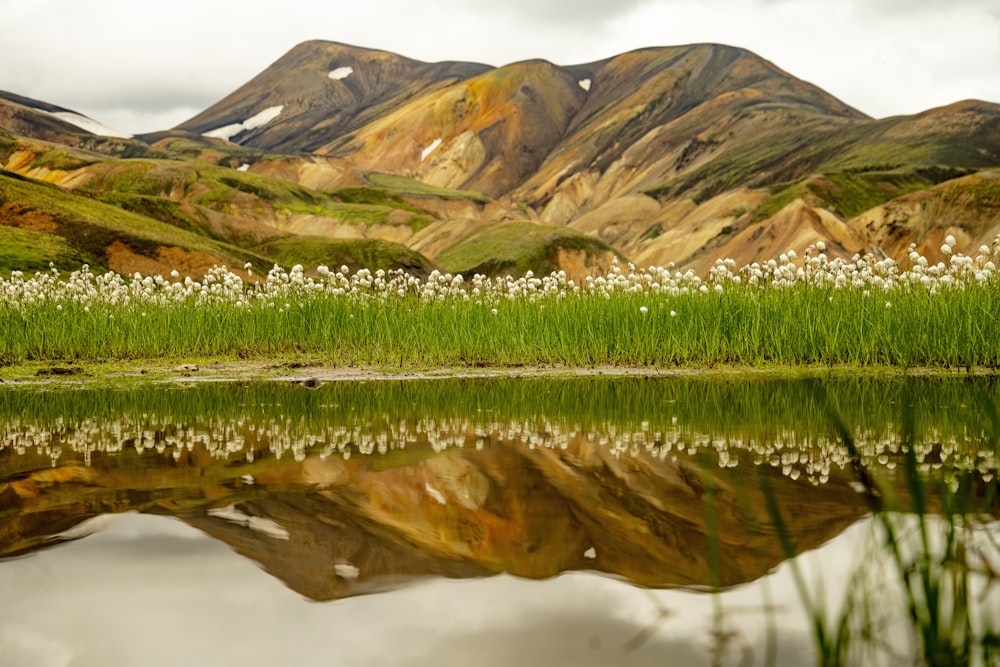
[363,172,491,204]
[753,172,934,222]
[436,221,618,276]
[30,147,94,171]
[93,192,206,236]
[0,172,268,271]
[0,225,95,276]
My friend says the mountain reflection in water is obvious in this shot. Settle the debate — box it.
[1,375,999,665]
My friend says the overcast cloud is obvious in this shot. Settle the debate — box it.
[0,513,873,666]
[0,0,998,134]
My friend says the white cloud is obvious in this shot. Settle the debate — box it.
[5,513,969,665]
[603,0,1000,118]
[0,513,883,666]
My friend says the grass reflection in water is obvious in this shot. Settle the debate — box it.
[1,375,999,665]
[2,376,999,474]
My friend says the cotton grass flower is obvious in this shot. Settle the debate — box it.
[1,235,998,325]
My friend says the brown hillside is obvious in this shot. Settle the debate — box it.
[333,60,587,197]
[3,41,1000,278]
[172,41,492,153]
[849,171,1000,261]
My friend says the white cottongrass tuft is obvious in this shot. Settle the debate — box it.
[0,234,997,315]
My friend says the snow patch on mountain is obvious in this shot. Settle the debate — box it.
[46,110,132,138]
[207,504,290,540]
[424,483,447,505]
[578,79,591,92]
[328,66,354,81]
[421,138,442,161]
[203,105,284,141]
[243,106,283,130]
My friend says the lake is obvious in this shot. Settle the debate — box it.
[1,374,998,666]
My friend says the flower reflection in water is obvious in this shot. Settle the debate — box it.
[1,376,998,664]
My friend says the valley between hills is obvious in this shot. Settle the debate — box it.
[1,40,999,280]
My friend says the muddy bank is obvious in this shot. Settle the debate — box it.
[0,356,996,387]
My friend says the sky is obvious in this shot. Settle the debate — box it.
[1,0,999,136]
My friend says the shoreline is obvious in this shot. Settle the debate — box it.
[1,356,997,387]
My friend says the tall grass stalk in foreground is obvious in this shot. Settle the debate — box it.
[756,382,1000,665]
[3,374,999,662]
[0,240,999,367]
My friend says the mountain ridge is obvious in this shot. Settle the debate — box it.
[1,39,999,279]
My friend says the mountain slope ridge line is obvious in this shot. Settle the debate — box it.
[0,38,998,279]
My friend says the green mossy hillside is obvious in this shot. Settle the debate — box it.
[753,172,935,222]
[0,225,96,275]
[0,172,269,275]
[436,221,620,276]
[363,172,491,204]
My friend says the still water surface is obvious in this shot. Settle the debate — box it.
[1,375,998,666]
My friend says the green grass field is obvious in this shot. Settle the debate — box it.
[2,286,995,367]
[1,249,999,368]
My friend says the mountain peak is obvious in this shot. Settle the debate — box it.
[4,40,999,280]
[173,41,492,153]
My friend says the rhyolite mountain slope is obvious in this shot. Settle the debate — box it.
[2,40,1000,279]
[0,428,902,598]
[6,418,990,600]
[168,41,492,154]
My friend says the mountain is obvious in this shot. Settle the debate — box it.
[2,40,999,279]
[0,426,882,598]
[7,417,993,600]
[167,41,492,154]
